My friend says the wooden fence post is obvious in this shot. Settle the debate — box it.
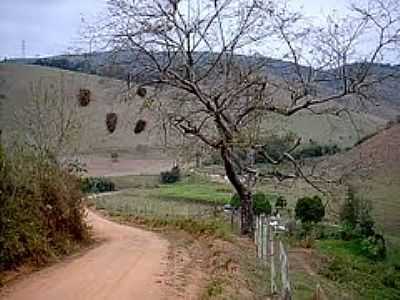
[262,215,268,262]
[258,215,263,259]
[279,241,291,300]
[255,214,259,245]
[270,222,277,295]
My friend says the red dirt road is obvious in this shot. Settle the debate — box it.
[0,211,170,300]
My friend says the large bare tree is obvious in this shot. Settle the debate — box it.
[93,0,400,234]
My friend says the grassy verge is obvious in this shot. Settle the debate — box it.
[316,239,400,299]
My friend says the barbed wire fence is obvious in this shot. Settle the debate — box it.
[254,214,291,299]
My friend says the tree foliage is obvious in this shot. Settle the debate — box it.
[252,192,272,216]
[295,195,325,224]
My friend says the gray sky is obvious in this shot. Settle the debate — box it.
[0,0,347,59]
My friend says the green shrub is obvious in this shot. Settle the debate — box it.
[80,177,115,194]
[0,147,89,271]
[229,192,272,215]
[361,234,386,261]
[295,195,325,224]
[160,166,181,184]
[252,192,272,216]
[382,268,400,289]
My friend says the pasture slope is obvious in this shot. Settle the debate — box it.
[321,124,400,235]
[0,63,386,156]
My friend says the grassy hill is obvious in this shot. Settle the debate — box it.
[0,63,169,160]
[0,63,386,159]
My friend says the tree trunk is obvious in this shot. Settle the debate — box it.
[221,146,253,235]
[240,191,253,235]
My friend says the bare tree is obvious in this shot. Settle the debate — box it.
[12,76,83,160]
[93,0,400,234]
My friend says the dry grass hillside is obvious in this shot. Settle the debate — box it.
[0,63,176,174]
[0,63,387,163]
[319,124,400,235]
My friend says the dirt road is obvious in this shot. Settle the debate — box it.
[0,211,170,300]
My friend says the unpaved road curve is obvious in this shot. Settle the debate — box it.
[0,211,169,300]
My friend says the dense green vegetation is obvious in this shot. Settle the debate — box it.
[0,146,89,276]
[287,189,400,299]
[80,176,116,194]
[295,196,325,224]
[317,239,400,299]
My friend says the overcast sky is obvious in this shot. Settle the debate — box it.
[0,0,347,59]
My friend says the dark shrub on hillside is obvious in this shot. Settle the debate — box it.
[0,147,89,271]
[160,166,181,184]
[136,86,147,98]
[106,112,118,133]
[295,196,325,224]
[80,177,116,194]
[134,119,147,134]
[78,89,91,107]
[294,144,340,159]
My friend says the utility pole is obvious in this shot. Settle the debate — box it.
[21,40,26,59]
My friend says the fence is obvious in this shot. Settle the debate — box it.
[254,214,291,300]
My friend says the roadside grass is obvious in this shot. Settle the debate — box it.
[315,238,400,300]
